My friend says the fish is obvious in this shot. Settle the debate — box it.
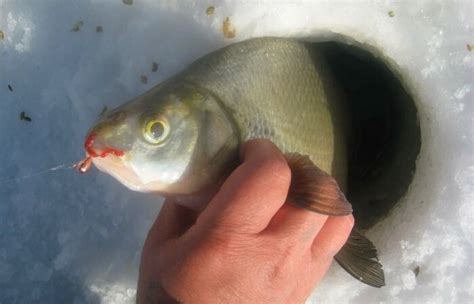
[81,37,385,287]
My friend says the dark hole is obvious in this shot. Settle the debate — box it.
[315,41,421,229]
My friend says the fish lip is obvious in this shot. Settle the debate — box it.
[90,153,179,194]
[84,132,126,158]
[91,155,147,192]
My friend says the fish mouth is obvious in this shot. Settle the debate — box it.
[84,133,125,158]
[75,132,127,174]
[81,132,144,190]
[92,154,175,194]
[91,154,147,192]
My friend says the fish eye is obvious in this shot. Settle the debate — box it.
[143,117,170,144]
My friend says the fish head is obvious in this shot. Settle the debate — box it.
[84,82,240,197]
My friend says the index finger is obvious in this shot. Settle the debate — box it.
[198,139,291,234]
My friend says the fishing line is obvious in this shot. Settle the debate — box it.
[0,162,79,185]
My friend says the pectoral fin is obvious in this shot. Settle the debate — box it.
[285,153,352,216]
[335,228,385,287]
[285,153,385,288]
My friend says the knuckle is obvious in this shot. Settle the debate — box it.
[341,215,355,233]
[258,157,292,186]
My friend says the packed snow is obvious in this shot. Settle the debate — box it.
[0,0,472,303]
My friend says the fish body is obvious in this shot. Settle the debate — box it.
[85,37,384,287]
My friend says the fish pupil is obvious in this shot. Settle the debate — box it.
[151,122,165,139]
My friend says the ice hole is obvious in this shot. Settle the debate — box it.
[315,40,421,229]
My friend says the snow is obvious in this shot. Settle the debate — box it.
[0,0,472,303]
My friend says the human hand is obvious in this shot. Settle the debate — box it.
[136,139,354,304]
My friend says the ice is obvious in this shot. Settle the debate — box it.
[0,0,472,303]
[26,262,53,282]
[0,261,14,284]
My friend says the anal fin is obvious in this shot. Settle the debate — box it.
[285,153,352,216]
[335,228,385,288]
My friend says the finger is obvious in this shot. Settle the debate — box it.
[198,139,291,234]
[264,203,328,247]
[146,200,197,246]
[288,259,326,303]
[311,215,354,262]
[292,215,353,296]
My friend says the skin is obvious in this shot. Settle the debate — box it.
[136,140,354,303]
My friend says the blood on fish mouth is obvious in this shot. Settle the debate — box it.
[75,133,125,174]
[84,133,125,158]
